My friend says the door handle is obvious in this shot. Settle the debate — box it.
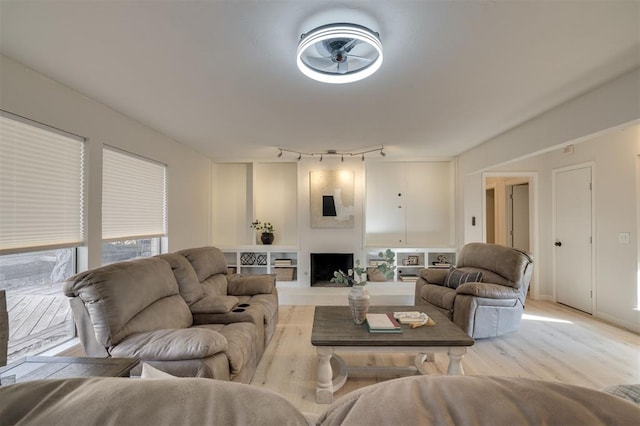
[554,241,562,247]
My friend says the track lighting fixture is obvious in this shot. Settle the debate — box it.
[275,146,386,161]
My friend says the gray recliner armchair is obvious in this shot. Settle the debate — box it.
[415,243,533,339]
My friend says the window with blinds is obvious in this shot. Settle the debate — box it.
[0,111,85,254]
[102,147,166,241]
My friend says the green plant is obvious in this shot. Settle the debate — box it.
[331,249,396,286]
[250,220,274,234]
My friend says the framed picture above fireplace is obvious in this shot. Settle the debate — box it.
[309,170,354,228]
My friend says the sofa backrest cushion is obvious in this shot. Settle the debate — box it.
[456,243,532,290]
[156,253,204,305]
[63,257,193,347]
[177,247,229,296]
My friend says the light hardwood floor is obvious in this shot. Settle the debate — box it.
[251,300,640,417]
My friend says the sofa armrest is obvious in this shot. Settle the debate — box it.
[190,295,239,314]
[455,282,520,300]
[227,274,275,296]
[110,328,228,361]
[419,268,448,285]
[415,268,449,305]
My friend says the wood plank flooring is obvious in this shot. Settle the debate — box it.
[251,300,640,417]
[6,286,74,361]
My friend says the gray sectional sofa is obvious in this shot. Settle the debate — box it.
[2,375,638,425]
[63,246,278,383]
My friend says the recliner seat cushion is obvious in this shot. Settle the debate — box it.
[109,328,228,360]
[456,282,521,300]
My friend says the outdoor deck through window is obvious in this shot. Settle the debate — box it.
[0,248,76,363]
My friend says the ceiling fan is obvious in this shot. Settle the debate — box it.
[296,23,383,84]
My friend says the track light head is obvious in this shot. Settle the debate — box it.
[380,149,386,157]
[361,153,365,161]
[319,154,323,162]
[341,154,344,162]
[297,153,302,161]
[277,150,283,158]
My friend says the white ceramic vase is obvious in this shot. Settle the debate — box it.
[348,285,370,324]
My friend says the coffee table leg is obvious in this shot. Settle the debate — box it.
[316,347,334,404]
[446,347,467,375]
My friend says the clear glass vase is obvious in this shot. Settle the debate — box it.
[348,285,370,324]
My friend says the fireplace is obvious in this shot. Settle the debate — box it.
[310,253,353,286]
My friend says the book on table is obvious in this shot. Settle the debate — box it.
[366,313,402,333]
[393,311,429,325]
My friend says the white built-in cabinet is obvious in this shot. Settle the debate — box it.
[222,247,298,283]
[364,161,455,247]
[366,248,456,282]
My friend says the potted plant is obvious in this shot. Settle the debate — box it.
[331,249,396,324]
[250,220,275,245]
[330,249,395,286]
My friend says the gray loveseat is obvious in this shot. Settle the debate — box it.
[415,242,533,339]
[63,246,278,382]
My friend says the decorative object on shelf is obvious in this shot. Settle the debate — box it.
[250,220,275,245]
[348,285,370,325]
[256,254,267,265]
[240,252,256,265]
[408,255,419,265]
[296,23,383,84]
[274,267,296,282]
[331,249,395,287]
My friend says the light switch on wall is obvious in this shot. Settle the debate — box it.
[618,232,631,244]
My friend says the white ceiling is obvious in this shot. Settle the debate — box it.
[1,1,638,161]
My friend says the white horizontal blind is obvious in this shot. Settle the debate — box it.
[102,147,166,240]
[0,113,84,253]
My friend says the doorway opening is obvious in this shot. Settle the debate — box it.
[483,173,538,298]
[484,176,531,252]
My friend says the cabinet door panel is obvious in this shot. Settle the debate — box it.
[365,161,454,247]
[365,163,407,246]
[405,162,454,246]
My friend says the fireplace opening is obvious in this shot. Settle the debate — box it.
[310,253,353,287]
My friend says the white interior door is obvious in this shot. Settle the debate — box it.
[554,166,593,314]
[508,183,530,251]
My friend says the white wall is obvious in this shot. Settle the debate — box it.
[457,68,640,332]
[0,55,212,268]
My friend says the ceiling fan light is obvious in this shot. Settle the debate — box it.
[296,23,383,84]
